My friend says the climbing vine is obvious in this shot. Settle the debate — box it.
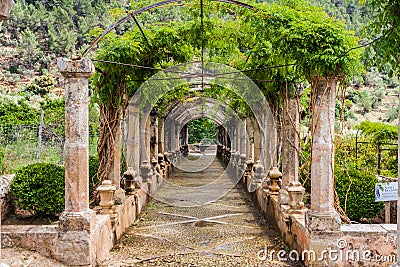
[90,0,362,183]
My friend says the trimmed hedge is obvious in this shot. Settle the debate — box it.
[335,168,384,221]
[10,163,65,216]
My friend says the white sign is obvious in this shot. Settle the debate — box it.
[375,182,398,202]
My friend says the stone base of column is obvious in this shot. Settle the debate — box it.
[306,210,341,232]
[56,210,98,266]
[58,210,96,232]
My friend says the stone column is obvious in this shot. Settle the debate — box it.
[253,120,261,161]
[57,58,100,266]
[280,84,302,205]
[0,0,14,21]
[127,99,140,171]
[236,123,241,153]
[174,121,180,151]
[241,119,247,157]
[108,123,121,188]
[307,77,341,231]
[150,115,158,159]
[158,117,165,155]
[58,58,93,214]
[245,117,253,159]
[145,115,151,160]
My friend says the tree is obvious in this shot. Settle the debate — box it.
[360,0,400,75]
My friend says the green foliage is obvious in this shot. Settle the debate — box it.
[24,75,55,96]
[1,0,120,70]
[335,167,384,221]
[92,0,362,113]
[0,95,39,127]
[10,163,65,216]
[360,0,400,75]
[335,137,385,220]
[0,149,5,175]
[356,121,398,144]
[386,106,398,123]
[187,118,217,144]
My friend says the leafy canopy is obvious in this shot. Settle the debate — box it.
[91,0,362,111]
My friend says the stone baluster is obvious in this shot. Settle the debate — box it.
[267,166,281,195]
[140,160,152,183]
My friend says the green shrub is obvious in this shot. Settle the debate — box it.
[0,148,5,175]
[24,75,54,96]
[335,168,384,221]
[10,163,65,216]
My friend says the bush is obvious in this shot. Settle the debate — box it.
[335,168,384,221]
[24,75,54,96]
[10,163,65,216]
[0,148,5,175]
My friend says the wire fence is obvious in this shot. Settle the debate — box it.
[0,121,98,174]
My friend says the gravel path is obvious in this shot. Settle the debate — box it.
[104,154,304,266]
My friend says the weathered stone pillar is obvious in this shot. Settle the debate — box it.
[0,0,14,22]
[185,124,189,145]
[57,58,97,265]
[150,115,158,159]
[174,121,180,151]
[158,117,165,155]
[145,115,151,160]
[253,120,261,161]
[280,84,302,205]
[240,119,247,156]
[127,99,140,171]
[108,123,121,188]
[58,58,93,214]
[139,115,146,163]
[245,117,253,159]
[236,123,241,153]
[307,77,341,231]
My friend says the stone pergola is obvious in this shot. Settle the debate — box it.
[1,0,400,265]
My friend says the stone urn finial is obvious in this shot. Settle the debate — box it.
[97,180,116,215]
[246,159,254,174]
[253,160,266,184]
[140,160,152,182]
[287,181,305,211]
[268,166,282,194]
[123,168,137,195]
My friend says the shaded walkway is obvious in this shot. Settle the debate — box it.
[104,154,303,266]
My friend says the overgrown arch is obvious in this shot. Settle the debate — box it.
[88,0,361,184]
[125,62,276,175]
